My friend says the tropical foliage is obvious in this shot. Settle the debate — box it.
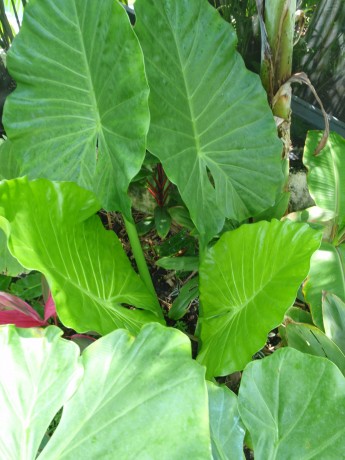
[0,0,344,458]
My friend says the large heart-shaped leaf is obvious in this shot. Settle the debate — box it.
[304,131,345,242]
[135,0,283,243]
[238,348,345,459]
[0,325,82,460]
[304,242,345,329]
[0,324,211,459]
[0,178,162,335]
[16,323,209,460]
[207,382,244,460]
[197,219,321,377]
[3,0,149,217]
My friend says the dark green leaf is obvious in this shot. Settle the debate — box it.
[156,256,199,272]
[154,206,171,239]
[169,276,199,320]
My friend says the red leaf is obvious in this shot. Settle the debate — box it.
[44,292,57,323]
[0,292,47,327]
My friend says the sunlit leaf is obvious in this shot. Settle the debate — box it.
[197,219,321,377]
[0,178,163,335]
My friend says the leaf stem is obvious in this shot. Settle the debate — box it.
[123,216,156,297]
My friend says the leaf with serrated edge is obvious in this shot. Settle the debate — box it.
[0,178,163,335]
[197,219,321,377]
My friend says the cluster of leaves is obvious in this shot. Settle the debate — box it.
[0,0,344,458]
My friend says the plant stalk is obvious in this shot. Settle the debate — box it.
[123,216,156,297]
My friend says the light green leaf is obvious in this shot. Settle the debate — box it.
[0,325,82,460]
[0,178,163,335]
[286,322,345,376]
[304,242,345,329]
[304,131,345,242]
[3,0,149,218]
[323,292,345,354]
[0,229,27,276]
[207,382,244,460]
[197,219,321,377]
[238,347,345,459]
[135,0,283,243]
[39,323,211,460]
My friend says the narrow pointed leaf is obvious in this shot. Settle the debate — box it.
[304,131,345,240]
[207,382,244,460]
[0,178,163,335]
[39,323,211,460]
[0,292,47,327]
[238,348,345,459]
[169,276,199,320]
[304,242,345,329]
[0,325,82,460]
[197,220,321,377]
[3,0,149,217]
[135,0,283,242]
[323,292,345,354]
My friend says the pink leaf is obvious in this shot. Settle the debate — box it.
[0,291,47,327]
[44,292,57,323]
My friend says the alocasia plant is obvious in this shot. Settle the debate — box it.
[238,347,345,459]
[197,219,321,377]
[0,323,212,460]
[0,0,341,457]
[0,177,163,335]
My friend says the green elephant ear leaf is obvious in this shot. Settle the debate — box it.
[197,219,321,377]
[0,325,82,460]
[135,0,283,243]
[207,382,244,460]
[322,292,345,354]
[304,242,345,329]
[0,178,163,335]
[38,323,211,460]
[286,322,345,376]
[0,229,28,276]
[3,0,149,218]
[304,131,345,242]
[238,348,345,459]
